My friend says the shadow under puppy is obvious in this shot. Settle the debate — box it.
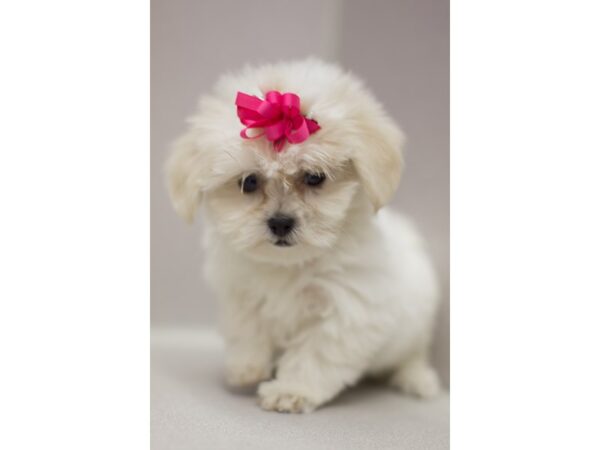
[166,59,441,413]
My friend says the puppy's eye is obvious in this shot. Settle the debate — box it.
[238,174,259,193]
[303,172,326,187]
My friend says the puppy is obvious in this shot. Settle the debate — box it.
[166,59,441,413]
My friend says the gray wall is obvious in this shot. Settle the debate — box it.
[151,0,449,385]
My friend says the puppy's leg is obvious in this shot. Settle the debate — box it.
[258,316,387,413]
[221,300,273,388]
[389,347,441,399]
[225,336,273,388]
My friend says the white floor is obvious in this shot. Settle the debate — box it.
[151,328,449,450]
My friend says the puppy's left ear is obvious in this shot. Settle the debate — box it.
[166,129,207,224]
[352,110,405,210]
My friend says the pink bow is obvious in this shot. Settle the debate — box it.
[235,90,320,152]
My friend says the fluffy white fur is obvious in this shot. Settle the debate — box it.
[166,59,441,413]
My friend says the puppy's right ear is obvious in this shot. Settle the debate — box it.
[166,130,205,224]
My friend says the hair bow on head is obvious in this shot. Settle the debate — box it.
[235,90,320,152]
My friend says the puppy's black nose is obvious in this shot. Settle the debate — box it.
[268,215,295,238]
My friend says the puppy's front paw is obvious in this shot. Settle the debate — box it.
[225,362,271,388]
[258,380,317,413]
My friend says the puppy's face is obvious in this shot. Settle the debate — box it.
[167,60,404,265]
[202,144,361,264]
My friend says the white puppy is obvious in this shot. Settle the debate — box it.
[166,59,441,413]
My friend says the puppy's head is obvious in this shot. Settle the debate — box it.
[167,59,404,264]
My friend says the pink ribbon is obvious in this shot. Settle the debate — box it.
[235,90,320,152]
